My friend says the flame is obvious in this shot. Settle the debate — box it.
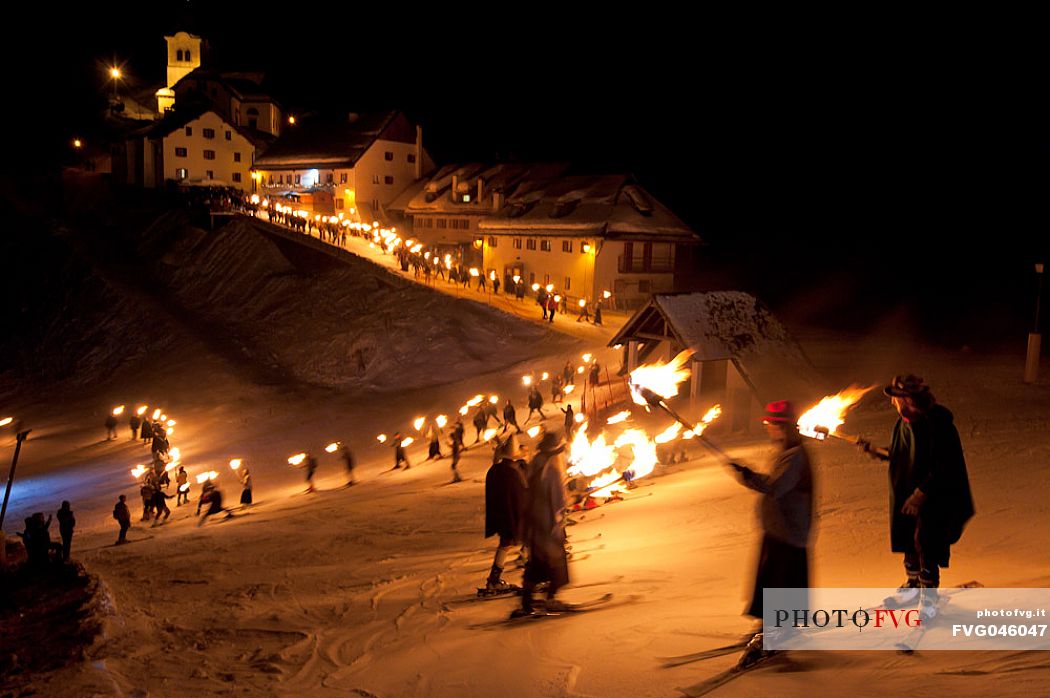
[482,428,498,442]
[579,299,587,307]
[376,434,388,444]
[470,268,480,277]
[654,422,682,443]
[489,395,499,404]
[693,404,723,436]
[567,423,618,477]
[178,483,189,493]
[436,415,448,428]
[541,372,549,380]
[554,295,562,303]
[522,375,533,386]
[614,429,658,480]
[564,384,575,394]
[131,464,147,478]
[325,442,339,453]
[229,458,243,469]
[797,386,874,438]
[574,413,585,423]
[587,468,626,498]
[196,471,219,484]
[288,453,307,466]
[629,349,695,405]
[513,275,521,283]
[165,461,177,472]
[527,426,541,438]
[136,406,148,416]
[413,417,426,431]
[166,419,176,427]
[606,411,631,425]
[166,427,174,436]
[582,353,592,363]
[169,447,181,464]
[112,405,125,416]
[467,395,485,407]
[400,436,414,448]
[531,283,540,292]
[0,417,12,427]
[458,405,469,416]
[577,366,585,374]
[603,290,611,299]
[545,284,554,292]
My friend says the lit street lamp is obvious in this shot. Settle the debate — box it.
[109,66,122,100]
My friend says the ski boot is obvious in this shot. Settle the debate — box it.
[918,587,941,621]
[736,632,777,670]
[510,590,543,618]
[883,579,921,608]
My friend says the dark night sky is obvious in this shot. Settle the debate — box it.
[13,6,1050,345]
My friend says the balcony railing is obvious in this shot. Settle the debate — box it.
[617,255,674,273]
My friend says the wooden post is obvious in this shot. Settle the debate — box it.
[627,340,639,372]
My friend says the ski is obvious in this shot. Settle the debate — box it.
[469,593,638,629]
[658,636,752,667]
[894,580,983,654]
[675,650,786,697]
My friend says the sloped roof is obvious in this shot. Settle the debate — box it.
[609,292,821,403]
[252,111,413,170]
[139,106,271,147]
[389,162,569,215]
[478,175,699,242]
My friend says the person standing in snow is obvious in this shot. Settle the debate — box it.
[545,294,558,323]
[859,375,975,615]
[576,299,592,323]
[239,466,253,505]
[526,385,547,423]
[175,466,190,506]
[151,486,173,526]
[305,453,319,491]
[563,360,575,387]
[592,297,604,326]
[561,403,576,440]
[536,286,549,320]
[728,401,814,666]
[113,495,132,544]
[426,421,444,460]
[514,431,572,616]
[451,419,465,451]
[140,416,153,444]
[391,434,411,470]
[483,435,528,593]
[472,408,489,444]
[129,412,141,441]
[104,412,118,441]
[341,444,357,486]
[551,373,564,404]
[449,434,464,483]
[56,501,75,561]
[502,399,522,434]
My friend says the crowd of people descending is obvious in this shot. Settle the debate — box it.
[95,358,601,549]
[259,203,606,325]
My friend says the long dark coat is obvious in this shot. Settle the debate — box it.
[484,458,527,540]
[888,404,975,567]
[522,449,570,589]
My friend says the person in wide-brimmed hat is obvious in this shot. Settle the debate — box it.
[482,435,528,595]
[860,374,975,618]
[727,400,815,667]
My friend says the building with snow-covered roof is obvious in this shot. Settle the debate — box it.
[386,162,570,266]
[608,291,820,432]
[477,175,701,309]
[171,68,283,137]
[251,111,434,221]
[123,107,267,191]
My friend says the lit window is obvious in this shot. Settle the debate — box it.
[175,168,188,180]
[175,147,187,157]
[203,150,216,160]
[340,172,347,183]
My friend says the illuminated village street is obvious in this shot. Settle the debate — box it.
[4,8,1050,698]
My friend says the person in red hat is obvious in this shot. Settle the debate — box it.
[859,374,974,617]
[728,400,814,666]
